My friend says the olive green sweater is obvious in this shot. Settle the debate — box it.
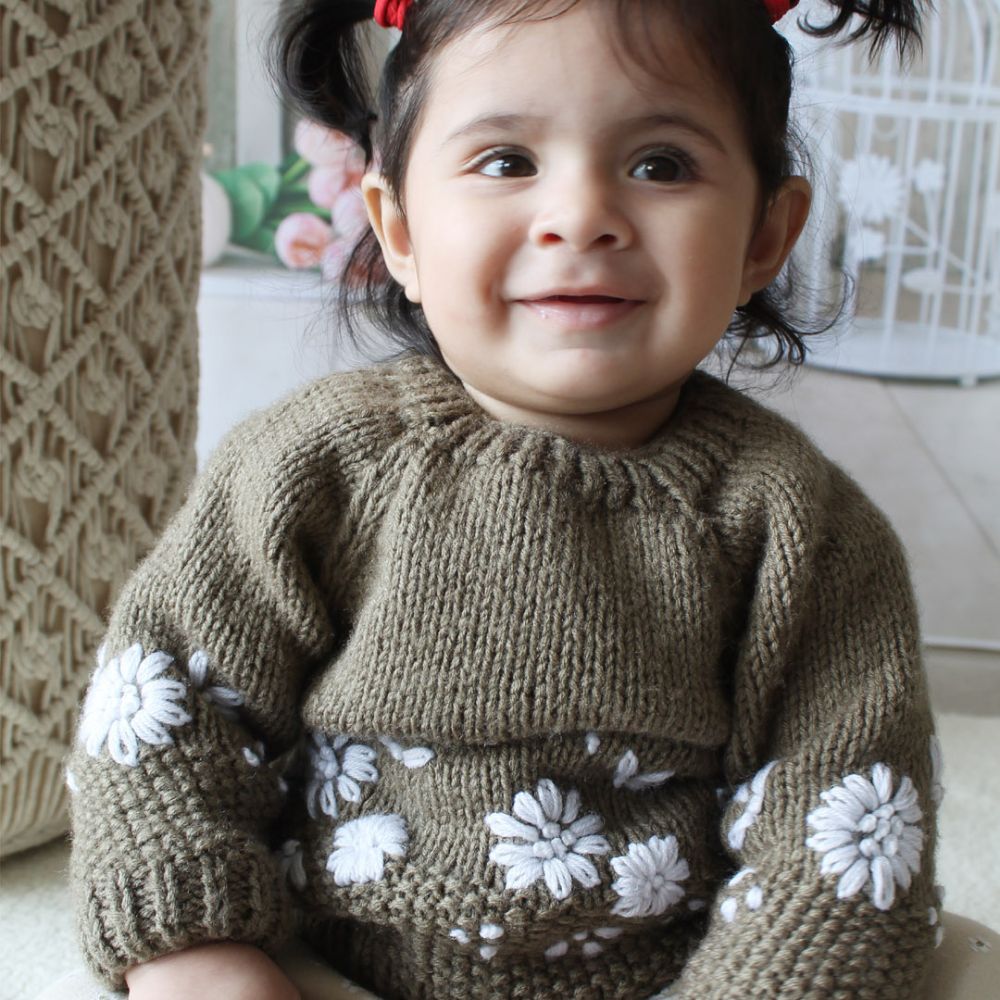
[69,354,938,999]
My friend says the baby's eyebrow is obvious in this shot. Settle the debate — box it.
[442,111,727,155]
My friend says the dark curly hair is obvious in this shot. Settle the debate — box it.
[269,0,926,367]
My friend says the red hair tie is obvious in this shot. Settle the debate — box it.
[764,0,800,23]
[374,0,413,30]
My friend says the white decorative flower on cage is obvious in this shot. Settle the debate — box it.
[610,835,689,918]
[305,731,379,819]
[78,643,191,767]
[806,763,923,911]
[845,224,888,268]
[326,813,409,885]
[485,779,610,901]
[838,154,907,225]
[913,158,947,196]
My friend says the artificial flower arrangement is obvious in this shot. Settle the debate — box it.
[201,119,368,281]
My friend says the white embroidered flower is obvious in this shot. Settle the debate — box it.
[187,650,244,720]
[326,813,408,885]
[306,731,379,819]
[727,761,777,850]
[610,835,689,918]
[485,778,610,901]
[585,732,601,755]
[913,159,946,195]
[838,154,906,224]
[278,839,307,890]
[78,642,191,766]
[613,751,674,791]
[242,742,265,767]
[65,769,79,794]
[544,927,622,961]
[378,735,435,768]
[929,735,944,806]
[806,763,923,911]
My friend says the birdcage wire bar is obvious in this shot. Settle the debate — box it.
[783,0,1000,384]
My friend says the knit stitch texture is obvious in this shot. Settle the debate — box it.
[69,354,938,998]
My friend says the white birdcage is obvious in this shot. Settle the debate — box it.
[782,0,1000,383]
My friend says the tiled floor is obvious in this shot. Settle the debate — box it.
[199,270,1000,712]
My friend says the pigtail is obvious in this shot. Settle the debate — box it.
[799,1,928,61]
[269,0,378,159]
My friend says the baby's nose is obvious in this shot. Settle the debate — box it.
[528,176,633,251]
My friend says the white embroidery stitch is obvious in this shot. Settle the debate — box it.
[306,731,379,820]
[544,927,622,961]
[727,761,777,850]
[610,835,689,918]
[65,769,78,794]
[806,763,923,911]
[242,743,264,767]
[449,928,470,944]
[585,732,601,755]
[720,897,739,923]
[326,813,408,886]
[187,650,244,720]
[612,750,675,791]
[378,735,435,769]
[278,839,307,890]
[544,940,569,960]
[78,643,191,766]
[485,778,610,901]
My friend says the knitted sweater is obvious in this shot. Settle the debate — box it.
[69,354,939,999]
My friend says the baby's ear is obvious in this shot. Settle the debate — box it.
[738,176,812,305]
[361,173,421,303]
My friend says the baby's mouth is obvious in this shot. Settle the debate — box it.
[518,295,642,330]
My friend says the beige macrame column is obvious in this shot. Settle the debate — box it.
[0,0,208,855]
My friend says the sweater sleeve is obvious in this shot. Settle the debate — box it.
[67,420,339,988]
[670,466,940,999]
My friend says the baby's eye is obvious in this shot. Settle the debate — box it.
[476,151,536,178]
[631,151,695,184]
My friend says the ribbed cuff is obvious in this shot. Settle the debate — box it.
[75,847,292,989]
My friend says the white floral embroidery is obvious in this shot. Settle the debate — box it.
[727,761,777,850]
[242,742,264,767]
[78,642,191,766]
[545,927,621,960]
[929,735,944,806]
[65,769,78,794]
[485,778,610,901]
[326,813,408,885]
[378,735,435,769]
[610,835,689,918]
[187,650,244,720]
[745,885,764,911]
[278,839,307,890]
[585,732,601,755]
[306,731,379,819]
[613,751,674,791]
[720,897,739,923]
[449,923,504,961]
[839,154,906,224]
[806,763,923,911]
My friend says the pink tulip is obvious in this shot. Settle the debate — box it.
[320,237,354,283]
[332,187,369,239]
[275,213,333,269]
[308,165,350,210]
[295,120,366,184]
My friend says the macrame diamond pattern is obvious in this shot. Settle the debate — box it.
[1,0,203,852]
